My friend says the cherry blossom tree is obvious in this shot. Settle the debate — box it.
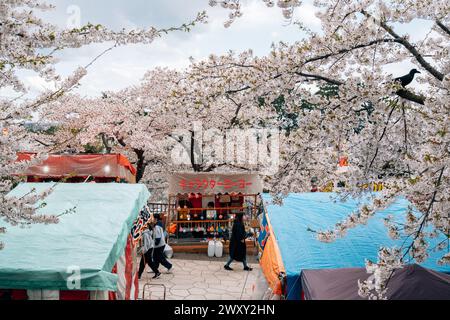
[0,0,206,249]
[24,0,449,299]
[207,0,449,299]
[209,0,301,27]
[37,65,279,199]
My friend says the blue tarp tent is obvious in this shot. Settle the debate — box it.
[262,193,450,300]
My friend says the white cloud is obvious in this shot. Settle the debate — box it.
[22,0,312,97]
[292,2,321,28]
[24,76,57,93]
[9,0,426,99]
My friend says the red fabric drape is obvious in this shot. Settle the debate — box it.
[59,290,90,300]
[15,153,136,183]
[11,289,28,300]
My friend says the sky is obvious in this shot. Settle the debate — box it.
[4,0,429,100]
[9,0,321,98]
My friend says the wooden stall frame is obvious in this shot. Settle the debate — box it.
[166,193,261,245]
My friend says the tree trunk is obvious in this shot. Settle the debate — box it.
[134,148,146,182]
[100,133,112,153]
[190,130,202,172]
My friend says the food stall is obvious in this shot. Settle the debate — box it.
[165,173,263,252]
[15,153,137,183]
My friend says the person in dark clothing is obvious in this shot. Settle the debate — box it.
[224,212,252,271]
[138,223,160,279]
[153,213,164,228]
[153,213,170,245]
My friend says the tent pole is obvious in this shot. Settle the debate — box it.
[167,194,172,245]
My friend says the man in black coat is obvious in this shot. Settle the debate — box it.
[224,213,252,271]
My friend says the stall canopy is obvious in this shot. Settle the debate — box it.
[261,193,450,300]
[16,153,137,183]
[302,264,450,300]
[168,172,263,195]
[0,183,150,291]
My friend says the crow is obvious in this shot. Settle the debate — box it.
[394,69,421,87]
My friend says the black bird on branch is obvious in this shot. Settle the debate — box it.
[394,68,421,87]
[393,68,424,105]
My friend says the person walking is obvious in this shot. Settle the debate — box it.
[153,213,165,229]
[224,212,252,271]
[153,219,173,273]
[138,223,160,279]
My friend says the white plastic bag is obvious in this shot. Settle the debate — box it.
[164,244,173,259]
[207,240,215,257]
[214,241,223,258]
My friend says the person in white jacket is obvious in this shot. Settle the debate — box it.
[138,223,160,279]
[152,220,173,273]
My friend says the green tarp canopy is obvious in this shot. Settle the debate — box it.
[0,183,150,291]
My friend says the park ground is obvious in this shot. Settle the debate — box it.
[138,253,268,300]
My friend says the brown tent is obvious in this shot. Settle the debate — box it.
[301,264,450,300]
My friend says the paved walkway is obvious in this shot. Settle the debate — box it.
[138,254,268,300]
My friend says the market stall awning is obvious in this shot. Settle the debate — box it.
[16,153,137,182]
[0,183,150,291]
[168,172,263,195]
[261,193,450,300]
[301,264,450,300]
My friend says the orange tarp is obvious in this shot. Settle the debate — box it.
[117,154,137,176]
[259,210,286,296]
[16,153,136,183]
[259,234,285,296]
[339,156,348,167]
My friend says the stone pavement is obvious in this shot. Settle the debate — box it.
[138,253,269,300]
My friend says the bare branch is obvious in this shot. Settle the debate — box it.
[295,72,343,86]
[396,89,425,105]
[436,20,450,36]
[301,38,398,66]
[362,10,445,81]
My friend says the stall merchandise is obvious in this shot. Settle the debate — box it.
[167,173,263,244]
